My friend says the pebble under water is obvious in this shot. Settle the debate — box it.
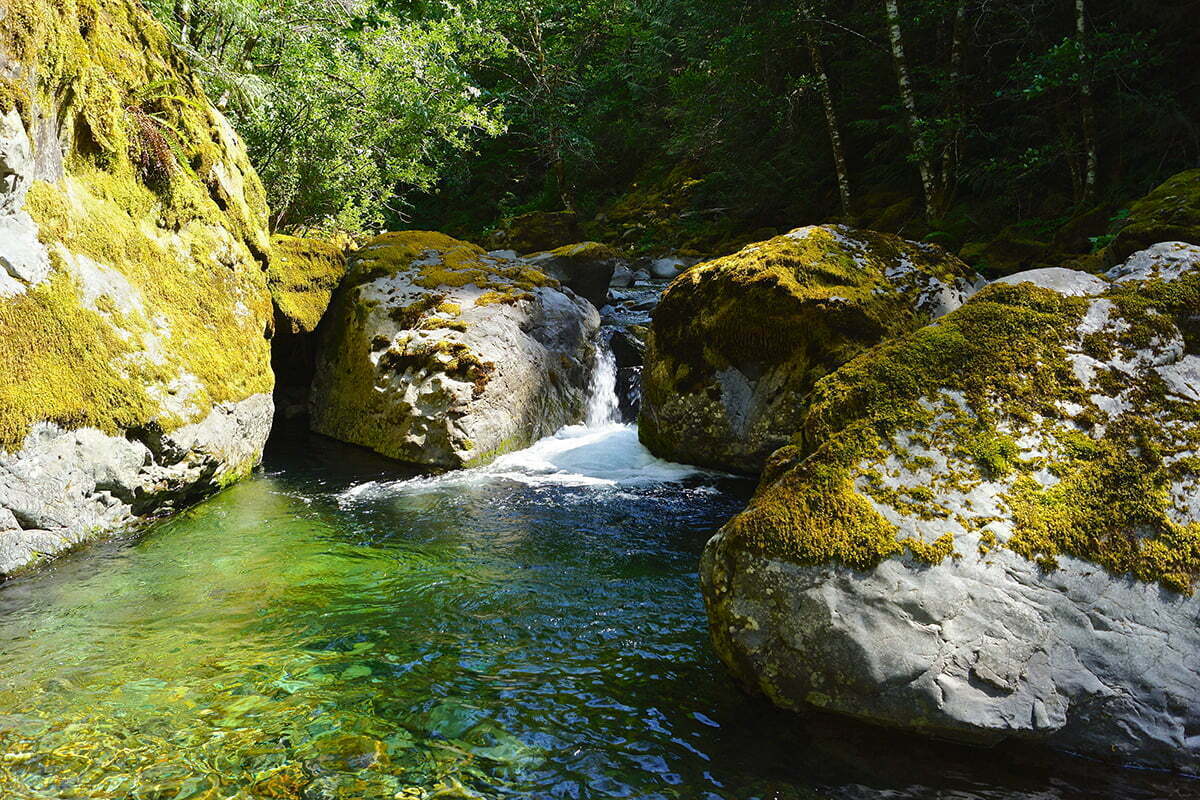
[0,421,1195,799]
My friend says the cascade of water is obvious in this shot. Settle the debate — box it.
[585,333,621,427]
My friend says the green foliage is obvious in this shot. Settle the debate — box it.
[145,0,505,234]
[140,0,1198,248]
[407,0,1199,251]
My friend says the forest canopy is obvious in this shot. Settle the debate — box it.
[147,0,1200,249]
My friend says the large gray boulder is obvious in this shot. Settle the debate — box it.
[702,248,1200,771]
[524,241,625,308]
[1,1,276,576]
[640,225,983,474]
[310,231,599,468]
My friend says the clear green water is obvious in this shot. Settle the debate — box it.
[0,428,1192,800]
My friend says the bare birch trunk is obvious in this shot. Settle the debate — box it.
[884,0,937,219]
[1076,0,1099,204]
[800,2,854,220]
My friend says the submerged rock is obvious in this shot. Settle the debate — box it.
[640,225,983,474]
[310,231,599,468]
[0,0,275,574]
[701,250,1200,771]
[525,241,624,308]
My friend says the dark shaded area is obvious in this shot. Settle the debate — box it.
[408,0,1200,262]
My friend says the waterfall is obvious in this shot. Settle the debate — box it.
[585,334,621,427]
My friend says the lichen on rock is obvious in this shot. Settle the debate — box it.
[701,250,1200,770]
[639,224,984,474]
[310,231,599,469]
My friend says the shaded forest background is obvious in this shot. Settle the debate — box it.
[148,0,1200,262]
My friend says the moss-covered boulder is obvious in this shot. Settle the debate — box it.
[266,234,349,418]
[702,251,1200,771]
[267,234,349,335]
[309,231,600,468]
[524,241,624,308]
[1097,170,1200,266]
[0,0,275,575]
[500,210,583,255]
[639,225,983,474]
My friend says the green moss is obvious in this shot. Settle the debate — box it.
[960,430,1022,479]
[643,226,974,419]
[1006,432,1200,593]
[350,231,558,302]
[1104,170,1200,264]
[905,533,958,565]
[0,0,274,453]
[542,241,623,261]
[267,234,348,334]
[721,276,1200,593]
[501,211,583,254]
[0,270,158,447]
[379,340,494,399]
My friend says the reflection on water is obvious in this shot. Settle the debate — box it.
[0,427,1192,799]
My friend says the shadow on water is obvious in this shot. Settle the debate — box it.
[0,424,1193,799]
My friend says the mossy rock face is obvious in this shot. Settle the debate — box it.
[310,231,600,469]
[500,211,583,255]
[639,225,983,474]
[702,251,1200,770]
[1102,169,1200,265]
[0,0,275,575]
[524,241,625,308]
[268,234,349,335]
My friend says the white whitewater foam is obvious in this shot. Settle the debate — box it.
[340,423,706,503]
[585,337,621,427]
[339,335,707,504]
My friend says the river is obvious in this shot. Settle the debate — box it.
[0,331,1190,799]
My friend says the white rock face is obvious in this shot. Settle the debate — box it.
[0,393,273,575]
[702,253,1200,771]
[702,534,1200,770]
[0,108,50,296]
[310,233,600,468]
[1107,241,1200,284]
[993,266,1108,296]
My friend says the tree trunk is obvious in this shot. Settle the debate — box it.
[800,1,853,220]
[1075,0,1098,204]
[173,0,191,46]
[939,0,967,207]
[884,0,937,219]
[550,127,573,212]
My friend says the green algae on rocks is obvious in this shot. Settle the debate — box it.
[639,224,983,474]
[309,231,599,469]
